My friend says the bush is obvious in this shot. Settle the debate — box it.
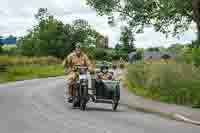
[85,48,116,61]
[94,48,108,60]
[161,54,171,61]
[180,41,200,67]
[126,62,200,106]
[0,45,3,54]
[111,51,128,61]
[84,48,128,61]
[2,45,18,55]
[192,48,200,67]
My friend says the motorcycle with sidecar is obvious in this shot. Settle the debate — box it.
[71,65,120,111]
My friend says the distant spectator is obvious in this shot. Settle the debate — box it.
[119,57,125,69]
[128,51,136,64]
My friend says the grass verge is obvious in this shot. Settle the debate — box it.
[0,64,64,83]
[125,61,200,107]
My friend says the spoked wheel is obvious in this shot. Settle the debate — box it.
[80,99,86,111]
[112,97,119,111]
[79,86,88,111]
[72,97,80,108]
[112,102,118,111]
[72,101,77,108]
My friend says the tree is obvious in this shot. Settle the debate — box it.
[17,8,105,58]
[147,47,160,52]
[115,43,121,54]
[71,19,92,47]
[86,0,200,46]
[17,8,74,58]
[71,19,107,48]
[119,26,135,52]
[0,36,3,54]
[0,45,2,54]
[34,8,52,20]
[167,43,185,53]
[95,34,109,48]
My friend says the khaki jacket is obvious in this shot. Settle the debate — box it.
[63,51,93,74]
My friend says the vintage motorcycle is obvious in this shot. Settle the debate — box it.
[71,65,120,111]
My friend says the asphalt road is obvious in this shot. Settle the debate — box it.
[0,77,199,133]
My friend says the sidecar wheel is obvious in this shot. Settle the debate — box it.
[112,100,119,111]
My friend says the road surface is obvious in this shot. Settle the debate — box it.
[0,77,199,133]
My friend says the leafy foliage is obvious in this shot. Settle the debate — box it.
[17,8,106,59]
[192,47,200,67]
[0,46,2,54]
[86,0,200,43]
[119,26,135,52]
[147,47,160,52]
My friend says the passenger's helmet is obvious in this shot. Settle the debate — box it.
[112,64,117,70]
[100,64,109,73]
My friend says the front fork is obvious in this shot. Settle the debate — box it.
[75,82,89,102]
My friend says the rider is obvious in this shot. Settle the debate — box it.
[97,64,113,80]
[119,57,125,69]
[63,42,93,103]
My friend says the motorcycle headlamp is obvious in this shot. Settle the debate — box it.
[81,80,88,86]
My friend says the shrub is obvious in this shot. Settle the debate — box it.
[2,45,18,55]
[161,54,171,62]
[192,48,200,67]
[0,46,2,54]
[94,48,108,60]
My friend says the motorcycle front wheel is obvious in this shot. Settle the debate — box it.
[80,99,86,111]
[80,86,88,111]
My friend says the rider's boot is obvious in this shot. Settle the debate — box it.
[73,83,80,107]
[68,84,74,103]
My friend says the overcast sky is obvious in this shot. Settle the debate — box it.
[0,0,197,48]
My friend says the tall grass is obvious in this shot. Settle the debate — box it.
[126,61,200,107]
[0,56,62,65]
[0,56,64,83]
[0,64,64,83]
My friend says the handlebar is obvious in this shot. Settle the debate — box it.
[74,65,88,70]
[73,65,96,75]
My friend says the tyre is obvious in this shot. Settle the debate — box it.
[72,97,80,108]
[80,85,88,111]
[80,99,86,111]
[112,97,119,111]
[115,85,120,100]
[72,100,76,108]
[112,101,118,111]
